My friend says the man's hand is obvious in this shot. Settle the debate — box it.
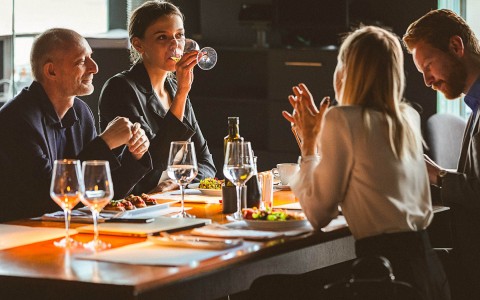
[128,122,150,160]
[148,179,179,194]
[99,117,133,149]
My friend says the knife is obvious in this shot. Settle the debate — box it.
[106,218,155,223]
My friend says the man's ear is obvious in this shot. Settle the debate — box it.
[43,62,56,80]
[131,37,144,55]
[449,35,465,57]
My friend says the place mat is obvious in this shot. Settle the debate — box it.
[75,240,256,266]
[76,216,211,237]
[191,221,313,241]
[0,224,77,250]
[150,189,222,204]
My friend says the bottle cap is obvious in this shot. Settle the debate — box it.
[228,117,239,124]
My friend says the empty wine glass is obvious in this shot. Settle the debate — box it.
[223,141,254,220]
[167,141,198,218]
[50,159,84,248]
[171,38,217,70]
[81,160,113,251]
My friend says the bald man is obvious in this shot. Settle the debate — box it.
[0,28,152,221]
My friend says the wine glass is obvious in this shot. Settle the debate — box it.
[171,38,217,70]
[167,141,198,218]
[81,160,113,250]
[50,159,84,248]
[223,141,254,220]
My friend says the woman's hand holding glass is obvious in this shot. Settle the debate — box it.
[223,141,254,220]
[80,160,113,250]
[171,38,217,71]
[50,159,84,248]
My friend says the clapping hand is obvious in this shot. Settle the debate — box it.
[282,83,330,156]
[128,122,150,160]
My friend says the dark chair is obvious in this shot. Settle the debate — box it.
[323,256,424,300]
[426,113,466,169]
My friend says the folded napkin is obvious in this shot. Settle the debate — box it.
[191,221,312,240]
[75,240,255,266]
[321,215,348,232]
[39,207,188,224]
[38,210,109,223]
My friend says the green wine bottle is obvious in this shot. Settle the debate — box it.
[224,117,243,187]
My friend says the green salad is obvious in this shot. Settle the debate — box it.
[198,177,224,190]
[243,207,304,221]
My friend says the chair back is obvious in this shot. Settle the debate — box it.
[426,113,466,169]
[323,256,424,300]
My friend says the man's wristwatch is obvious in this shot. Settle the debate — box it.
[437,169,448,187]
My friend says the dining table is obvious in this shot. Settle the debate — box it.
[0,189,449,300]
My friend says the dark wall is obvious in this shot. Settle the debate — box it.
[82,47,131,130]
[349,0,438,124]
[90,0,438,174]
[108,0,128,30]
[0,40,3,77]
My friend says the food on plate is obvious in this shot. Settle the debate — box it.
[198,177,224,190]
[120,199,136,210]
[242,207,305,221]
[141,193,157,206]
[104,200,126,212]
[102,193,158,211]
[125,194,147,208]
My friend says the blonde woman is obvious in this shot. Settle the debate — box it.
[282,26,450,299]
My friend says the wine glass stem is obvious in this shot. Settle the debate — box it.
[180,184,186,215]
[92,210,99,245]
[63,209,71,242]
[235,184,242,217]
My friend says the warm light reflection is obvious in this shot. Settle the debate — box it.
[219,242,262,261]
[188,260,200,268]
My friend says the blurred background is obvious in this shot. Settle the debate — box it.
[1,0,479,175]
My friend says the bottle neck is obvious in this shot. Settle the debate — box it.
[228,124,240,138]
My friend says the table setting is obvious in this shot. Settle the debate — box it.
[2,141,347,271]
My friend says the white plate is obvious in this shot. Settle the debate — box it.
[243,218,310,231]
[188,182,222,196]
[78,200,177,216]
[197,188,222,196]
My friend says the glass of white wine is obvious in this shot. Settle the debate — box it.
[223,141,254,220]
[167,141,198,218]
[81,160,113,250]
[171,38,217,70]
[50,159,84,248]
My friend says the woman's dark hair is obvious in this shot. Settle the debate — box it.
[128,1,184,63]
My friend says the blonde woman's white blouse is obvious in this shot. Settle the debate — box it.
[290,105,433,240]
